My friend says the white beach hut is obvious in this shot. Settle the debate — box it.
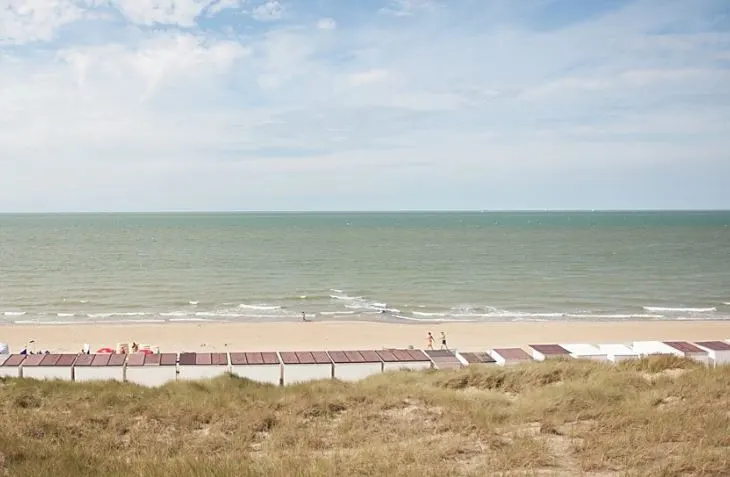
[21,353,77,381]
[632,341,709,363]
[0,354,24,378]
[73,353,126,382]
[561,344,608,362]
[376,349,432,372]
[177,352,229,381]
[229,352,282,385]
[529,344,573,361]
[597,344,639,363]
[692,341,730,366]
[125,352,178,387]
[488,348,533,366]
[327,350,383,381]
[280,351,333,384]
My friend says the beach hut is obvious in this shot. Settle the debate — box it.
[529,344,572,361]
[177,352,229,381]
[21,353,77,381]
[0,354,24,378]
[561,344,608,362]
[327,350,383,381]
[632,341,709,363]
[425,349,463,370]
[73,353,126,382]
[376,349,432,372]
[456,351,496,366]
[125,352,178,387]
[694,341,730,366]
[597,344,639,363]
[489,348,533,366]
[229,352,282,385]
[280,351,333,384]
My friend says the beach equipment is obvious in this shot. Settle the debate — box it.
[177,352,229,381]
[597,344,639,363]
[21,353,77,381]
[229,352,282,385]
[97,347,115,354]
[456,351,496,366]
[425,349,463,369]
[125,352,178,387]
[0,343,9,354]
[327,350,383,381]
[560,344,608,362]
[488,348,533,366]
[693,341,730,366]
[529,344,572,361]
[280,351,333,384]
[73,353,126,382]
[0,354,25,378]
[376,349,431,372]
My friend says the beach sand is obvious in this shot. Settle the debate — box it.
[2,320,730,354]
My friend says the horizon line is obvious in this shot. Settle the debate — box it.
[1,208,729,215]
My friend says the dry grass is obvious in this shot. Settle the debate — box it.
[0,356,728,476]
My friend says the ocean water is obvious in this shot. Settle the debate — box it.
[1,211,729,325]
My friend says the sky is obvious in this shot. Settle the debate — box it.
[0,0,729,212]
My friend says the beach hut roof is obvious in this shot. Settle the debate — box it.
[229,352,280,365]
[459,352,496,364]
[529,344,571,355]
[280,351,332,365]
[492,348,531,360]
[376,349,430,362]
[327,350,382,363]
[695,341,730,351]
[663,341,706,354]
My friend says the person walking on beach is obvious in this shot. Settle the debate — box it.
[440,332,448,350]
[426,332,434,350]
[302,312,308,322]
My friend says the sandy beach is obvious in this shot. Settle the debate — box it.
[2,320,730,354]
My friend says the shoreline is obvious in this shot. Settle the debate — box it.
[2,320,729,354]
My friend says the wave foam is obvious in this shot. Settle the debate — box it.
[643,306,716,313]
[3,311,26,317]
[238,304,282,311]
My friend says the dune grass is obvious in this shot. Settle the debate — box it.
[0,356,728,476]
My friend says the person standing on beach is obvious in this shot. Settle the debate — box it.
[302,312,307,322]
[426,332,434,350]
[440,332,448,350]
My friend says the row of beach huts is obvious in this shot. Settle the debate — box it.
[1,339,728,387]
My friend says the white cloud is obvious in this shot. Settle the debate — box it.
[0,0,96,44]
[0,0,729,211]
[348,68,389,86]
[206,0,244,16]
[251,0,284,21]
[316,17,336,30]
[379,0,436,17]
[113,0,213,26]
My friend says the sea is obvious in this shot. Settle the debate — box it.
[1,211,729,326]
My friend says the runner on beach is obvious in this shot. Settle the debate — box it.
[426,332,434,350]
[440,332,448,350]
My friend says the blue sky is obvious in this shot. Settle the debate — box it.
[0,0,729,211]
